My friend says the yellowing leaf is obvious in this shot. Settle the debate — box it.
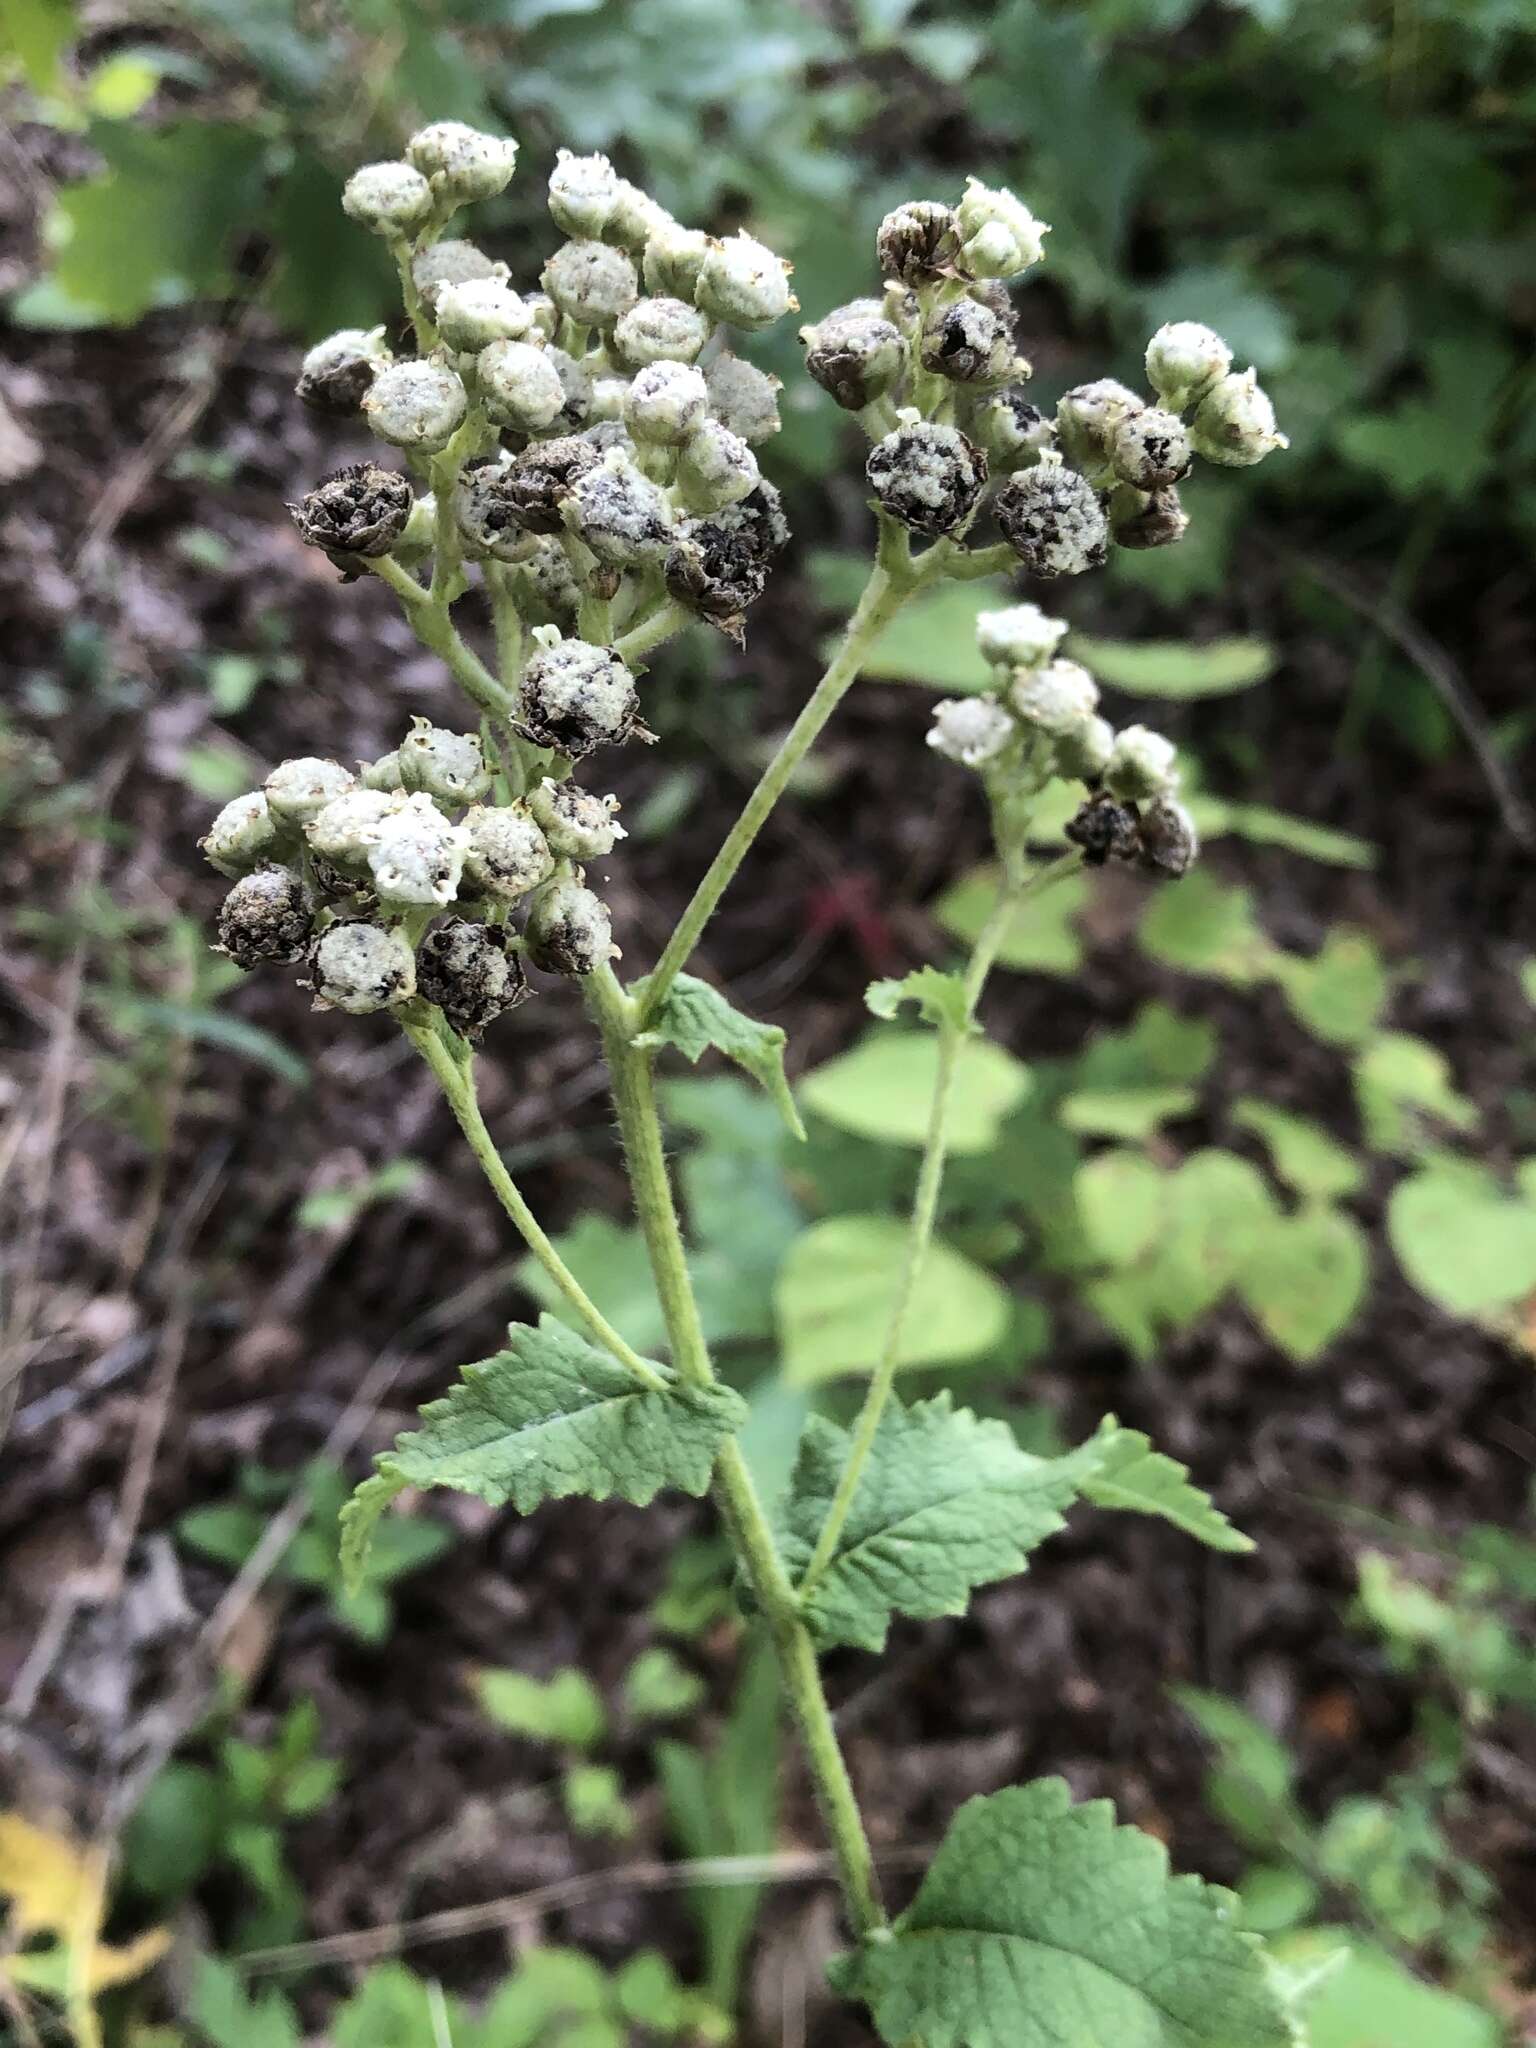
[0,1811,170,1997]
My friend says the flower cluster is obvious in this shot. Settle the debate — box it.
[291,124,794,642]
[201,716,627,1036]
[927,603,1198,878]
[803,178,1285,573]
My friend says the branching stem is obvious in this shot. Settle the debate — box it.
[368,555,515,717]
[796,850,1084,1605]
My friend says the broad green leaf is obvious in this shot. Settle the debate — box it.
[836,581,999,689]
[474,1666,607,1751]
[1232,1100,1364,1201]
[622,1647,705,1724]
[1058,1084,1198,1140]
[1273,927,1390,1047]
[1150,1150,1277,1329]
[340,1318,745,1584]
[1074,1000,1216,1089]
[1069,633,1275,698]
[1,0,76,92]
[25,124,266,326]
[937,863,1089,976]
[866,966,969,1035]
[471,1949,611,2048]
[775,1215,1009,1384]
[1175,1687,1304,1851]
[1195,799,1375,870]
[799,1028,1029,1155]
[1139,872,1273,984]
[836,1778,1294,2048]
[1276,1933,1500,2048]
[516,1214,668,1356]
[1075,1151,1166,1268]
[1239,1205,1369,1363]
[1354,1032,1478,1156]
[1071,1419,1253,1553]
[189,1956,302,2048]
[634,971,804,1139]
[1388,1165,1536,1315]
[563,1762,634,1840]
[777,1394,1083,1651]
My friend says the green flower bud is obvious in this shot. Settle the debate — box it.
[542,239,639,329]
[305,787,404,870]
[527,778,626,859]
[201,791,280,878]
[1056,379,1144,482]
[704,354,782,444]
[1137,796,1200,877]
[1189,368,1288,467]
[966,389,1056,473]
[1054,713,1115,781]
[1111,406,1191,491]
[562,451,674,566]
[477,338,565,432]
[919,297,1018,386]
[296,327,391,417]
[926,696,1016,768]
[462,803,555,902]
[289,462,413,562]
[514,640,643,759]
[398,719,491,803]
[524,877,615,976]
[866,421,987,536]
[417,918,528,1038]
[264,756,357,827]
[624,361,710,446]
[975,603,1067,671]
[309,920,416,1014]
[994,466,1108,578]
[954,177,1049,278]
[802,311,905,412]
[361,792,469,907]
[363,362,468,452]
[1145,321,1231,413]
[694,231,795,331]
[1010,656,1099,738]
[548,148,620,238]
[216,866,312,969]
[342,161,433,237]
[606,180,669,251]
[675,419,759,515]
[876,201,960,285]
[411,240,509,312]
[612,295,710,368]
[643,218,710,299]
[406,121,518,203]
[434,278,536,353]
[1105,724,1179,801]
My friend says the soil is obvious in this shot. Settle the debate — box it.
[3,110,1535,2047]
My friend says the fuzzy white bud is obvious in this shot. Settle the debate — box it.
[1010,657,1100,738]
[398,720,491,804]
[297,327,391,415]
[954,177,1049,278]
[524,878,615,976]
[562,450,674,566]
[342,161,433,236]
[1145,321,1232,413]
[411,240,509,309]
[305,787,404,869]
[1190,368,1288,467]
[363,361,468,452]
[264,757,357,827]
[461,803,555,903]
[975,603,1068,671]
[527,779,626,859]
[1105,724,1180,800]
[613,295,710,367]
[434,278,536,352]
[675,420,759,515]
[1111,407,1192,491]
[694,231,795,331]
[477,338,565,432]
[704,354,782,444]
[310,922,416,1014]
[542,239,639,328]
[1054,714,1115,781]
[547,149,620,238]
[365,791,469,907]
[927,696,1016,768]
[406,122,518,202]
[624,361,710,446]
[201,791,281,878]
[1056,379,1144,481]
[643,219,710,299]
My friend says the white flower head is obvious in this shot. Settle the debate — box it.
[976,603,1068,672]
[366,792,470,907]
[1105,724,1180,800]
[955,177,1049,278]
[1190,368,1288,468]
[1145,321,1232,412]
[694,231,796,331]
[342,161,432,236]
[927,695,1017,769]
[1010,657,1100,739]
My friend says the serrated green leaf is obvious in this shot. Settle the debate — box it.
[778,1394,1082,1651]
[799,1029,1029,1154]
[1231,1100,1364,1201]
[1239,1204,1369,1363]
[866,966,969,1034]
[341,1319,745,1585]
[836,1777,1295,2048]
[634,971,804,1138]
[775,1215,1010,1384]
[1069,633,1276,698]
[1070,1417,1253,1553]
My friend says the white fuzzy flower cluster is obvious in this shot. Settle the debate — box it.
[796,181,1285,578]
[926,605,1199,878]
[202,717,628,1034]
[293,125,795,643]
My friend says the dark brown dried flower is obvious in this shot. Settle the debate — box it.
[416,918,529,1038]
[288,464,412,563]
[877,201,962,286]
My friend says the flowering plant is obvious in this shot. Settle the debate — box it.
[201,120,1294,2044]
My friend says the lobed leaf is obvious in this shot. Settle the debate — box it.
[836,1777,1297,2048]
[779,1394,1083,1652]
[340,1318,745,1587]
[866,966,970,1035]
[1069,1417,1254,1553]
[634,972,804,1138]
